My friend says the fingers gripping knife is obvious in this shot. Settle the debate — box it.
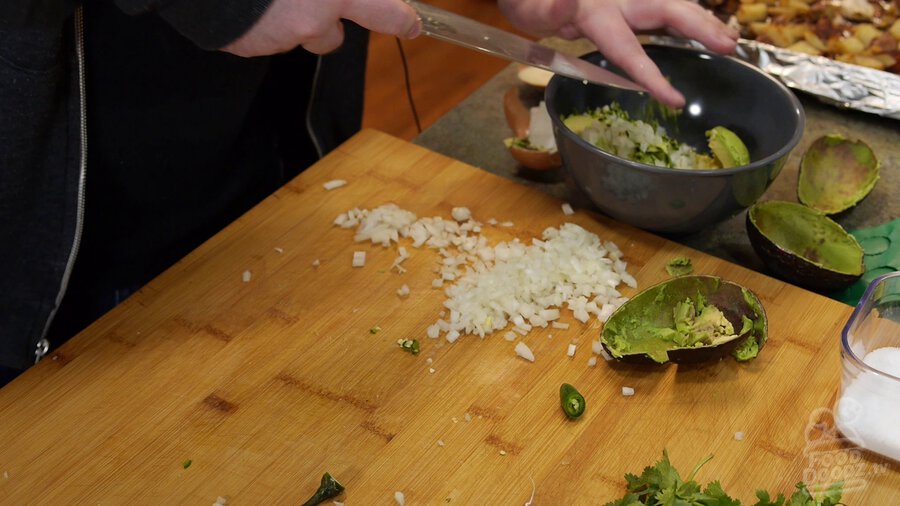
[406,0,647,93]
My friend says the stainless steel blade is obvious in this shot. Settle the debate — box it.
[408,1,646,93]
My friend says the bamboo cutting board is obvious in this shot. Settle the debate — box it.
[0,129,896,505]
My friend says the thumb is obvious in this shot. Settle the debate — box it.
[302,20,346,54]
[342,0,421,39]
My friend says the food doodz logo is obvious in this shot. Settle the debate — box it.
[801,401,891,495]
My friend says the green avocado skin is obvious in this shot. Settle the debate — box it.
[798,134,880,215]
[746,201,864,293]
[600,276,767,365]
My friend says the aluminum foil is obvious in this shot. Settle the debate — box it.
[644,35,900,120]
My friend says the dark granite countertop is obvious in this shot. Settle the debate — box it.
[414,39,899,275]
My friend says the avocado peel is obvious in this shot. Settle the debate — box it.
[600,276,767,364]
[747,200,864,292]
[798,134,880,215]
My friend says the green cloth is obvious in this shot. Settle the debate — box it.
[831,218,900,306]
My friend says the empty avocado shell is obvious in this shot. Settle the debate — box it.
[747,200,864,292]
[600,275,767,365]
[798,134,880,214]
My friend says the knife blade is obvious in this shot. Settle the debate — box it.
[407,1,647,93]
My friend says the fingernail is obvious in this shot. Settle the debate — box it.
[405,17,422,39]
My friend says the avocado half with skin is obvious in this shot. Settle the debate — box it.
[600,275,767,364]
[747,200,864,292]
[798,134,880,214]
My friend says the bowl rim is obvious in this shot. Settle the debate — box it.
[544,43,806,176]
[841,270,900,382]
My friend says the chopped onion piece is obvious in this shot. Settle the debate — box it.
[515,341,535,362]
[437,440,445,447]
[394,491,405,506]
[551,322,569,330]
[242,270,251,282]
[351,251,366,268]
[734,431,745,441]
[528,101,556,151]
[322,179,347,190]
[274,247,284,254]
[566,343,577,357]
[426,324,440,339]
[397,284,410,297]
[561,202,574,215]
[599,347,613,361]
[312,259,320,268]
[622,386,635,397]
[445,330,460,343]
[451,207,472,222]
[504,331,517,342]
[587,356,598,367]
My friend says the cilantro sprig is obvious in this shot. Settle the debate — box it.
[604,450,844,506]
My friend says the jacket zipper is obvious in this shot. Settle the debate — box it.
[35,6,88,363]
[304,55,324,159]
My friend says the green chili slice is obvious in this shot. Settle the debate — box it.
[559,383,585,419]
[300,472,345,506]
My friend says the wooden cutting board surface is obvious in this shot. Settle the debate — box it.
[0,129,895,504]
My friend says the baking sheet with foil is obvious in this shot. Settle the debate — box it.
[643,35,900,121]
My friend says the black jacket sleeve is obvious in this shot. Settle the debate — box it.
[115,0,274,50]
[0,0,78,28]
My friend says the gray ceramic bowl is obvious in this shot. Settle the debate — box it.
[545,44,805,234]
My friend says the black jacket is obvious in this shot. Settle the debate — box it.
[0,0,368,371]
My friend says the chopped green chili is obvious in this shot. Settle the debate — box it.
[181,459,192,469]
[398,338,420,355]
[559,383,585,419]
[300,472,345,506]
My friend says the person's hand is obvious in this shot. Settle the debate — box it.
[497,0,739,108]
[222,0,421,56]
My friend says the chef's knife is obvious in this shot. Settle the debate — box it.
[407,0,647,93]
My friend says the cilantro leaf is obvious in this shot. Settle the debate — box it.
[604,452,842,506]
[751,489,785,506]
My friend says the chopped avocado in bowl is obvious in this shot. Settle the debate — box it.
[600,275,767,364]
[561,104,749,170]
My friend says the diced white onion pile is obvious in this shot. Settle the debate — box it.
[334,204,636,348]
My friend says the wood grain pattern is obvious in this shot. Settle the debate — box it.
[0,130,896,505]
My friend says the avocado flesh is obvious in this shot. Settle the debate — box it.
[666,256,693,276]
[798,134,879,215]
[601,276,767,364]
[749,201,864,276]
[706,126,750,168]
[606,299,742,363]
[563,114,596,135]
